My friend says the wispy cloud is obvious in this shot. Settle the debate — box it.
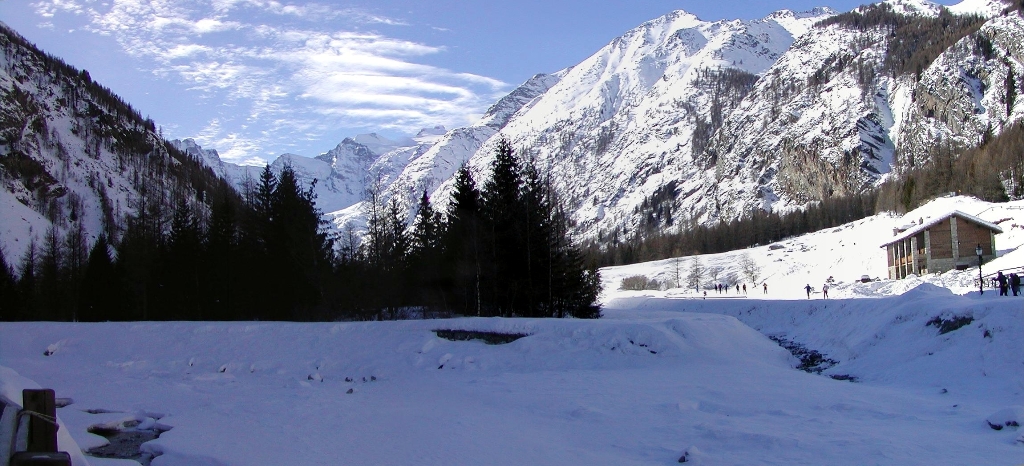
[28,0,508,163]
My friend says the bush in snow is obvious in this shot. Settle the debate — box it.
[620,275,661,291]
[926,314,973,334]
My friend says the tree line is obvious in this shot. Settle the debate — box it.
[814,4,986,80]
[589,118,1024,268]
[876,120,1024,213]
[341,139,601,319]
[587,191,879,267]
[0,141,602,321]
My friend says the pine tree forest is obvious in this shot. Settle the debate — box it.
[0,142,602,322]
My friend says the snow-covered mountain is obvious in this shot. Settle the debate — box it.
[155,1,1024,249]
[174,72,565,231]
[0,23,229,263]
[281,0,1023,245]
[361,0,1018,245]
[706,0,1023,221]
[5,0,1024,259]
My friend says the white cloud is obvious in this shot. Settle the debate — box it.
[28,0,508,163]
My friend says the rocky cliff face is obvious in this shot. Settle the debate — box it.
[706,0,1022,224]
[899,13,1024,168]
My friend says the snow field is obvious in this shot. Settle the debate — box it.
[0,196,1022,465]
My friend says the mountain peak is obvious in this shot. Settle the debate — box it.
[763,6,836,36]
[878,0,944,16]
[416,126,447,138]
[948,0,1012,17]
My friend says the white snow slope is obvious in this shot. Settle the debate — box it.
[1,195,1022,465]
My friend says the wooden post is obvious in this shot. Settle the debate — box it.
[10,451,71,466]
[21,389,57,453]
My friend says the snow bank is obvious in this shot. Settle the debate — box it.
[0,365,92,466]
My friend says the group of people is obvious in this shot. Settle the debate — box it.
[994,271,1022,296]
[705,282,769,296]
[711,283,746,294]
[804,282,830,299]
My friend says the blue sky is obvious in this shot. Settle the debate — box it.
[0,0,959,164]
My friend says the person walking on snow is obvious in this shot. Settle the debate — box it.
[742,283,747,294]
[1010,273,1020,296]
[997,271,1008,296]
[822,283,829,299]
[804,284,812,299]
[763,282,768,294]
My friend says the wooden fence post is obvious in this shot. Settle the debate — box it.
[21,389,57,453]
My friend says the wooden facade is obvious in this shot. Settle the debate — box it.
[881,211,1002,280]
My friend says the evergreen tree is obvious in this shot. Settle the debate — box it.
[16,237,39,320]
[480,139,525,316]
[37,226,64,320]
[384,197,412,273]
[382,197,412,318]
[411,190,442,259]
[267,164,333,320]
[117,209,164,321]
[62,221,89,321]
[80,235,119,321]
[442,164,483,316]
[165,195,204,319]
[410,190,445,313]
[205,183,238,320]
[519,156,555,317]
[0,244,16,320]
[547,196,602,318]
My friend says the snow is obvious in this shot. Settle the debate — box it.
[949,0,1012,17]
[0,187,49,263]
[1,196,1022,465]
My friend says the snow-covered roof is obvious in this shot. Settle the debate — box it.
[880,210,1003,248]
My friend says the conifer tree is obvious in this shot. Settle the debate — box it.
[166,195,203,319]
[62,221,88,321]
[267,164,333,320]
[205,183,238,320]
[381,197,412,317]
[80,235,119,321]
[410,191,445,312]
[547,195,602,318]
[38,226,64,320]
[519,156,555,317]
[480,139,525,316]
[442,164,483,316]
[0,244,16,319]
[16,237,39,320]
[385,198,411,271]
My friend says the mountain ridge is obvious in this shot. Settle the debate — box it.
[3,1,1023,261]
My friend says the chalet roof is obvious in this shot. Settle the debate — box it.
[880,210,1003,248]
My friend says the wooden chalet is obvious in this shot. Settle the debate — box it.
[881,210,1002,280]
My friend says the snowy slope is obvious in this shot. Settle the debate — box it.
[445,8,834,239]
[0,23,223,264]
